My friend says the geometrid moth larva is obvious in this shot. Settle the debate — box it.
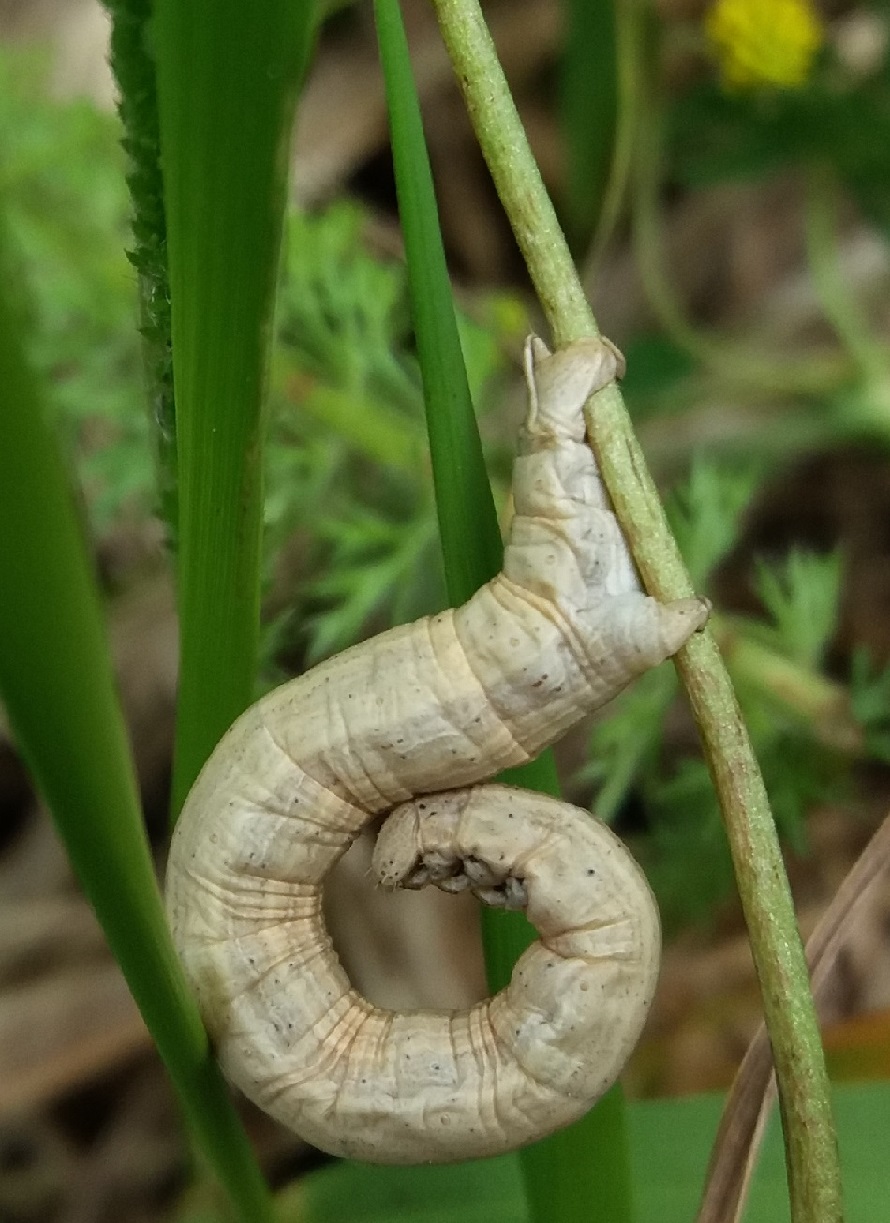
[166,336,709,1164]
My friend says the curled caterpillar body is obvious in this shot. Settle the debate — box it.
[166,335,709,1164]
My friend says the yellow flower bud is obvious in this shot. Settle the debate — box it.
[706,0,824,90]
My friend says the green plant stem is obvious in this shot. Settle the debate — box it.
[583,0,642,277]
[374,0,502,599]
[427,2,843,1221]
[560,0,617,253]
[433,14,595,337]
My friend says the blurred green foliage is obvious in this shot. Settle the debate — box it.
[0,51,146,526]
[669,50,890,237]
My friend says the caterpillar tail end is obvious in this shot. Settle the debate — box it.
[657,596,711,657]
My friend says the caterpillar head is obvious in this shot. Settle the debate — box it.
[523,334,625,443]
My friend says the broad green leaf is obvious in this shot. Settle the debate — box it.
[152,0,316,812]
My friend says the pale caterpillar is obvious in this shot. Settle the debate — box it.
[166,335,709,1164]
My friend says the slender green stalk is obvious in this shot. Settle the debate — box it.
[0,222,272,1222]
[375,4,633,1219]
[374,0,502,600]
[152,0,315,813]
[426,2,843,1220]
[560,0,617,252]
[518,1086,635,1223]
[583,0,644,276]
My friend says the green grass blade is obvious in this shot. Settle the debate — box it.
[152,0,316,813]
[0,221,272,1221]
[374,0,501,603]
[519,1085,634,1223]
[559,0,618,252]
[374,4,633,1219]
